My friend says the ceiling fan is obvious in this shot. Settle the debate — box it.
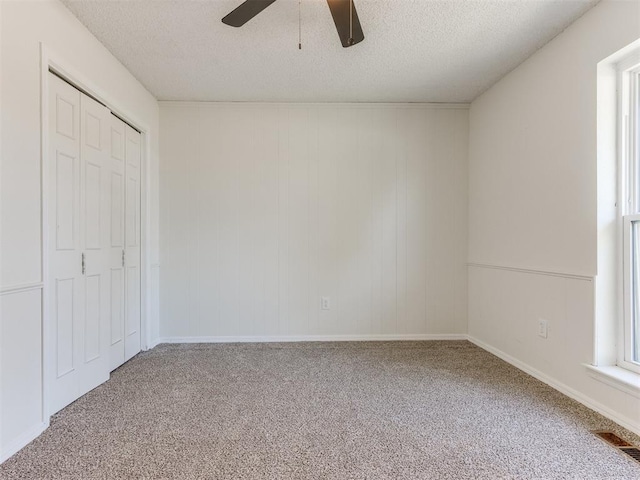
[222,0,365,48]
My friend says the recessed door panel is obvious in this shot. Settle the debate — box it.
[56,278,74,378]
[85,112,102,150]
[110,268,123,345]
[85,163,101,250]
[110,172,124,247]
[56,96,75,139]
[126,266,139,337]
[56,152,76,250]
[111,126,124,162]
[126,135,140,168]
[126,177,138,247]
[84,275,101,363]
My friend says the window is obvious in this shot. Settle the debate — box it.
[620,58,640,373]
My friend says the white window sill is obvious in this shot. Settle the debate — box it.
[585,364,640,399]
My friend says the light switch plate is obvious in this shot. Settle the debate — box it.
[538,319,548,339]
[321,297,330,310]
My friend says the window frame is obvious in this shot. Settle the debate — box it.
[619,58,640,374]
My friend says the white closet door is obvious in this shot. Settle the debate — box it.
[109,115,126,371]
[49,74,83,413]
[124,124,141,361]
[48,73,110,413]
[78,92,111,394]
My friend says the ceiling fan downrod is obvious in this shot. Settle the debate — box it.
[348,0,354,46]
[299,0,302,50]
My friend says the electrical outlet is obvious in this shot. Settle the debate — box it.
[538,319,548,339]
[321,296,330,310]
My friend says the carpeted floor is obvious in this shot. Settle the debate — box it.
[1,341,639,479]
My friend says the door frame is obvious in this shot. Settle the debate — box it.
[40,43,153,423]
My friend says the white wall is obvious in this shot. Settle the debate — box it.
[468,0,640,434]
[160,103,468,340]
[0,0,159,461]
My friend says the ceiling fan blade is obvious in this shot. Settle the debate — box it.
[326,0,364,48]
[222,0,278,27]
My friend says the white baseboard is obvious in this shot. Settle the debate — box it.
[1,421,48,464]
[156,333,468,344]
[467,335,640,437]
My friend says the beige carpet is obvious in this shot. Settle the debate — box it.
[1,341,639,479]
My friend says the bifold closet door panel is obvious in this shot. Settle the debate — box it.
[109,115,126,371]
[78,93,111,394]
[48,73,111,414]
[49,74,84,413]
[124,124,141,362]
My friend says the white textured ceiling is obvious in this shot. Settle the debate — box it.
[62,0,599,102]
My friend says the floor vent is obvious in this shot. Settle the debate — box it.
[592,431,640,465]
[621,447,640,464]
